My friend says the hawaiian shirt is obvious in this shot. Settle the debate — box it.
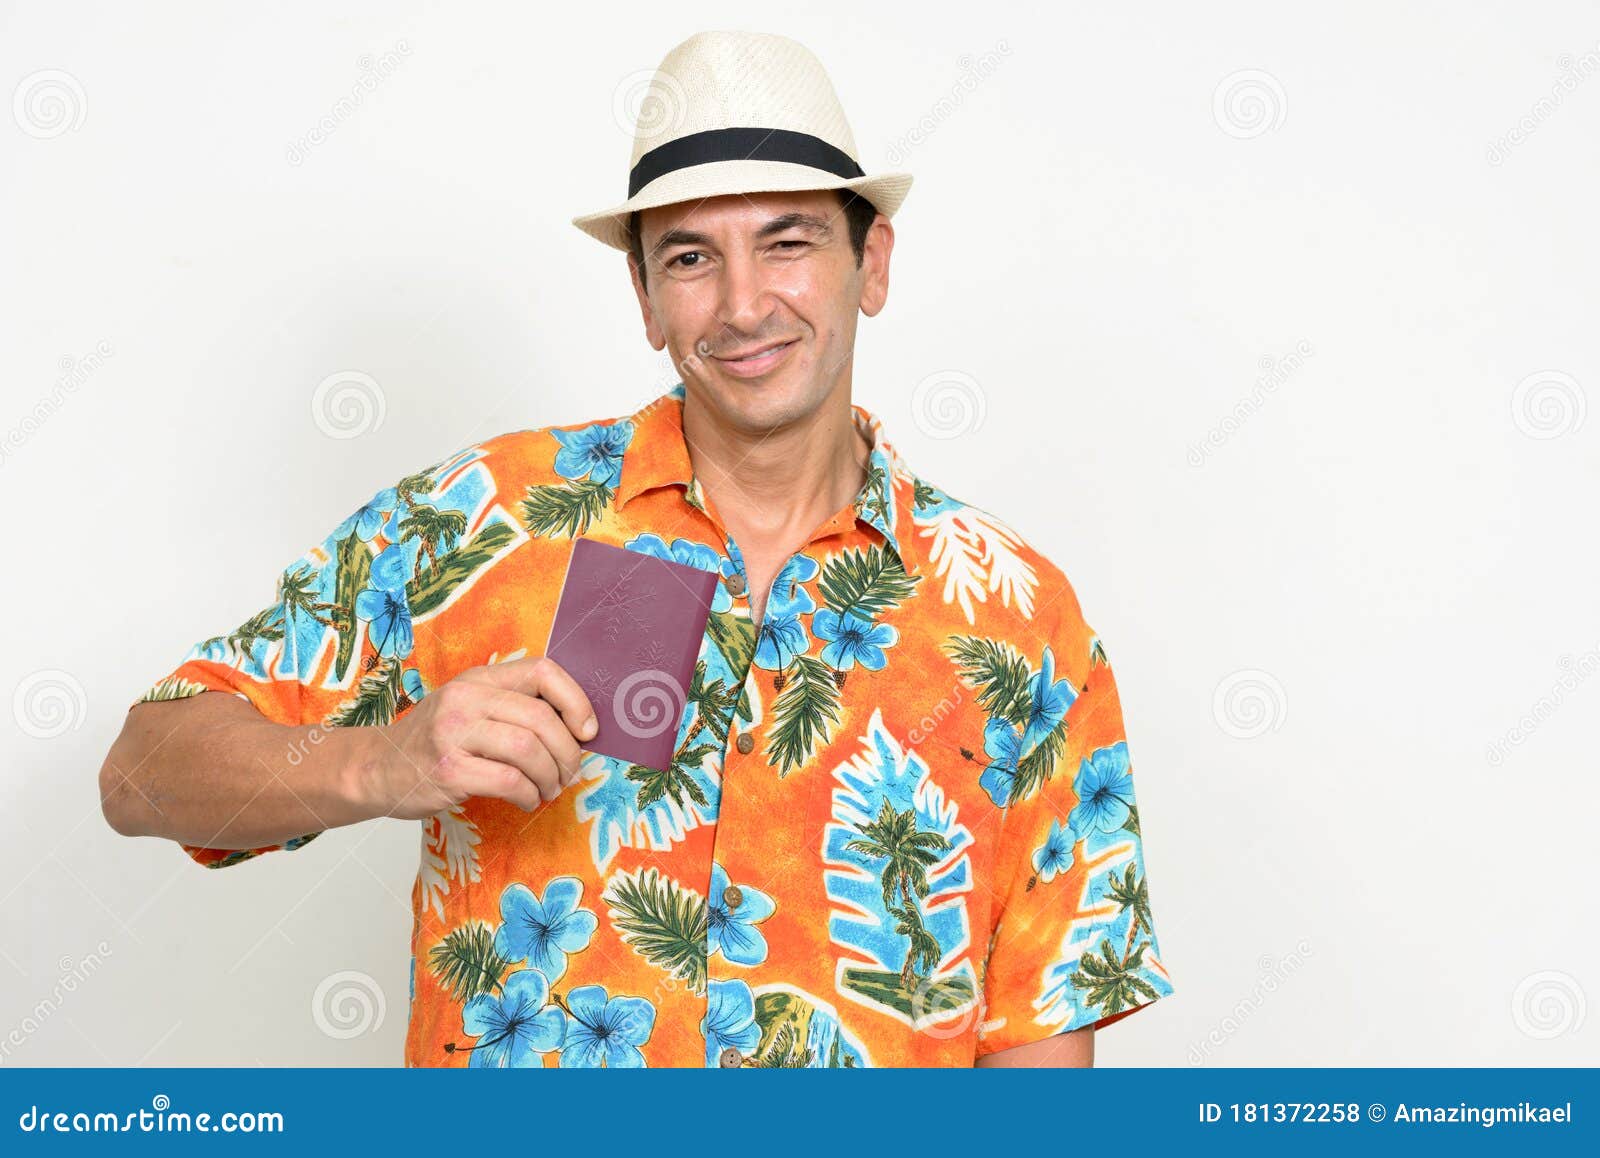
[132,382,1175,1067]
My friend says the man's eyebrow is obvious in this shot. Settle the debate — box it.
[754,211,835,239]
[649,212,835,258]
[649,227,714,256]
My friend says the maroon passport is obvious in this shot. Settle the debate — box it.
[543,536,720,771]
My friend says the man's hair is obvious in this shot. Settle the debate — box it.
[628,188,878,292]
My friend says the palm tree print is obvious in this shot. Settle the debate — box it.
[843,799,952,989]
[398,503,469,575]
[1070,936,1160,1018]
[278,563,347,631]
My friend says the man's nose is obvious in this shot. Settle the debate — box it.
[713,249,775,337]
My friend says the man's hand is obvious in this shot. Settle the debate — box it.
[361,655,598,820]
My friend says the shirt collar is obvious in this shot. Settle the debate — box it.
[614,383,919,575]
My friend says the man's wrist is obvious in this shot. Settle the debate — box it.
[330,724,393,824]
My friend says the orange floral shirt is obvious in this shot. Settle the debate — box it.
[133,383,1175,1067]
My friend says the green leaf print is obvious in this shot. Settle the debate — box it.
[136,676,210,704]
[323,656,405,728]
[602,867,707,995]
[942,634,1032,728]
[767,654,843,777]
[404,520,516,617]
[818,542,919,620]
[518,478,613,538]
[427,920,513,1003]
[331,528,372,682]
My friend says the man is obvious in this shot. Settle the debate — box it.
[101,29,1174,1068]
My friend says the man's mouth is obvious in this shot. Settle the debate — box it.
[715,339,798,364]
[712,338,799,377]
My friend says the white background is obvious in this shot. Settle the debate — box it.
[1,1,1596,1066]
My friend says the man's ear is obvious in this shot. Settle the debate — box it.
[858,214,895,319]
[628,251,667,352]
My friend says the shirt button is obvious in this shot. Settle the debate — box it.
[735,732,754,755]
[723,572,747,597]
[719,1046,743,1068]
[723,884,744,910]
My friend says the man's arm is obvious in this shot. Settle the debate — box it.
[101,691,384,849]
[100,657,597,852]
[975,1025,1094,1068]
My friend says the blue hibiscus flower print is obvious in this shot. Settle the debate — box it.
[460,968,566,1067]
[707,862,776,966]
[1022,646,1076,757]
[625,532,737,613]
[558,984,656,1068]
[764,553,819,618]
[334,487,399,542]
[980,716,1022,807]
[1069,741,1135,836]
[493,876,598,982]
[813,609,897,671]
[753,605,811,671]
[356,554,414,660]
[552,421,633,486]
[701,978,761,1067]
[1031,817,1075,883]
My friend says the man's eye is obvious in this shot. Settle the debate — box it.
[772,240,807,251]
[666,252,704,270]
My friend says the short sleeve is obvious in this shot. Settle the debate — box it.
[131,466,449,868]
[973,610,1175,1059]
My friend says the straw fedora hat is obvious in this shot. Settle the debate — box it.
[571,30,913,253]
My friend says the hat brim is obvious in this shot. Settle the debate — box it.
[571,160,913,252]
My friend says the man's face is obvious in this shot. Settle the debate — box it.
[630,189,892,434]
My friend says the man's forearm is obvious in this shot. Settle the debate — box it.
[100,691,388,850]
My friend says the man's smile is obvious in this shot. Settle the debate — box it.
[712,337,799,377]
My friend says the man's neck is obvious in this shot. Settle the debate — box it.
[680,383,870,556]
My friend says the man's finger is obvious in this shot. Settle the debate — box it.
[435,753,543,812]
[471,655,597,741]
